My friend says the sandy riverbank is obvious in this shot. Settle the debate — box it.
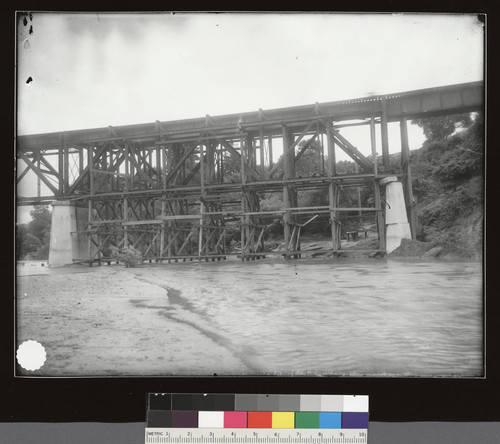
[16,264,248,376]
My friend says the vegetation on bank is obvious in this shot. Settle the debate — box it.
[410,113,484,257]
[16,205,51,260]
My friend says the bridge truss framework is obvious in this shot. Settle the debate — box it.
[16,81,483,263]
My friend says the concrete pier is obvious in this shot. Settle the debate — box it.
[48,201,91,266]
[381,176,412,254]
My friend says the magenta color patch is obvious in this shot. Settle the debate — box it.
[224,411,247,428]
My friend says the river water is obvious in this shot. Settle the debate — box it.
[134,258,483,377]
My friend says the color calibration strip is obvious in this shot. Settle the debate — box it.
[146,394,369,429]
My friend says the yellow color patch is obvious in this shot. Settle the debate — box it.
[272,412,295,429]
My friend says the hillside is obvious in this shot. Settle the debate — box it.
[394,115,484,258]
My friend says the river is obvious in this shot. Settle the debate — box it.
[131,257,483,377]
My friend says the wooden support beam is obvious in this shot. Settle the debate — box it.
[64,143,70,192]
[268,128,318,178]
[162,230,181,256]
[177,231,194,256]
[17,152,59,195]
[400,116,417,239]
[218,139,260,180]
[16,165,30,183]
[38,153,62,180]
[370,117,378,176]
[143,232,160,257]
[164,144,198,184]
[268,136,273,168]
[158,214,202,221]
[255,226,265,253]
[294,133,319,164]
[127,144,156,187]
[282,124,294,259]
[381,97,390,170]
[201,228,217,254]
[67,143,109,194]
[58,139,64,193]
[290,120,315,151]
[326,122,340,250]
[132,231,147,249]
[183,153,206,184]
[259,127,265,179]
[326,122,336,178]
[213,228,227,253]
[374,179,386,252]
[332,130,373,172]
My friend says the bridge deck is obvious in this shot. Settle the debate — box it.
[17,81,483,153]
[16,81,483,263]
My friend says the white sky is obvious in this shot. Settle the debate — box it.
[16,12,484,223]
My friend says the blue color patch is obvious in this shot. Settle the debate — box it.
[319,412,341,429]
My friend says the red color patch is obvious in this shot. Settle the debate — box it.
[248,411,273,428]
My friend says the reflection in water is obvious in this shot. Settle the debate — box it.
[136,258,482,377]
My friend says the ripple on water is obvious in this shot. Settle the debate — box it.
[140,259,483,376]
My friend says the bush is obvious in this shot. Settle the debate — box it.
[418,188,482,230]
[110,246,143,268]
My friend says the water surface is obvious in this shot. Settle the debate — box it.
[134,258,483,377]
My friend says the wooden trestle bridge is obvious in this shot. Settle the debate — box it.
[17,81,483,263]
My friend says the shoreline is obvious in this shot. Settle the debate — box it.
[16,267,249,376]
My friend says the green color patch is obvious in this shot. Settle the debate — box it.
[295,412,320,429]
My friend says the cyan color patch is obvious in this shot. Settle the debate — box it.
[319,412,341,429]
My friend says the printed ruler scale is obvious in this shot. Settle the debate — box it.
[145,394,369,444]
[145,428,368,444]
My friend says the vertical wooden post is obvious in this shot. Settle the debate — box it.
[163,146,168,188]
[319,122,325,175]
[207,140,216,183]
[259,127,265,179]
[87,145,93,260]
[326,122,340,250]
[240,138,247,260]
[247,135,256,172]
[64,141,69,193]
[198,143,205,260]
[156,145,161,189]
[354,163,362,226]
[282,124,293,259]
[380,97,390,170]
[167,220,172,258]
[79,147,84,177]
[160,200,166,261]
[370,117,378,176]
[88,146,94,194]
[400,116,417,239]
[160,145,166,260]
[123,143,129,247]
[36,154,41,197]
[58,138,64,194]
[374,179,385,252]
[217,143,223,182]
[88,199,93,259]
[268,136,273,167]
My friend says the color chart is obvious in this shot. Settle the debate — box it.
[145,394,368,444]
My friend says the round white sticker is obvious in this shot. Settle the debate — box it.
[16,340,46,371]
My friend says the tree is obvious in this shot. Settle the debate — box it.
[16,224,41,260]
[295,139,323,176]
[28,205,51,241]
[411,113,473,142]
[17,205,52,260]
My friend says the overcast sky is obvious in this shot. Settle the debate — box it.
[16,12,484,223]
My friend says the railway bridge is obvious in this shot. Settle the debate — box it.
[16,81,483,265]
